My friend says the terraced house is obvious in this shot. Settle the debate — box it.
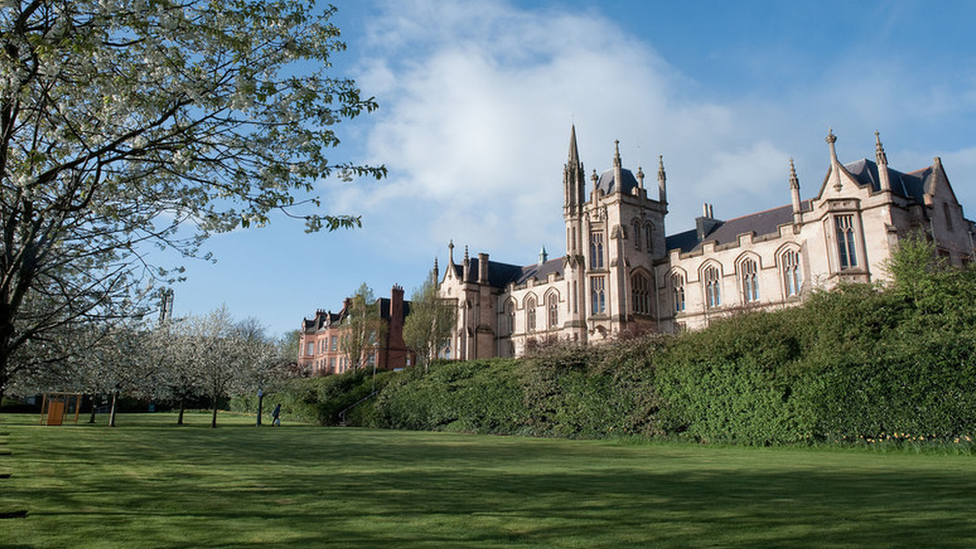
[436,126,974,359]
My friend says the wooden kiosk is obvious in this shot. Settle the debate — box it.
[39,393,82,425]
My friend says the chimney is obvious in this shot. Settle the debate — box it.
[387,285,408,369]
[696,203,721,241]
[478,252,489,284]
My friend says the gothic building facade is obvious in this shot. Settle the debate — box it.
[436,126,974,360]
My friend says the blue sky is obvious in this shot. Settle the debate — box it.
[168,0,976,337]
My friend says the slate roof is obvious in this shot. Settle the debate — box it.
[451,256,565,289]
[665,201,811,254]
[662,158,936,255]
[302,310,344,331]
[595,168,640,195]
[842,158,930,203]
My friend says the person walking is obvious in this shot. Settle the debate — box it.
[271,404,281,426]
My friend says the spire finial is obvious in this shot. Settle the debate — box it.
[874,130,887,166]
[448,240,455,266]
[613,140,621,166]
[826,127,839,166]
[657,155,667,203]
[464,245,469,262]
[789,158,799,188]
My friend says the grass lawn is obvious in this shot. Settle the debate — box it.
[1,412,975,548]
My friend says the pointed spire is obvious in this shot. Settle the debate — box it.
[613,140,623,193]
[657,155,667,203]
[539,245,548,265]
[874,131,887,165]
[432,256,439,285]
[875,131,891,192]
[448,240,455,266]
[789,158,802,223]
[564,124,585,213]
[568,124,580,165]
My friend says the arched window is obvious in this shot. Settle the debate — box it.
[590,232,604,268]
[633,220,642,250]
[645,224,653,254]
[547,293,559,329]
[505,300,516,335]
[782,250,802,297]
[740,258,759,303]
[836,215,858,269]
[703,265,721,308]
[631,272,651,315]
[590,276,606,314]
[671,273,686,313]
[526,296,537,332]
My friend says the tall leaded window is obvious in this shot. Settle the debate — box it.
[590,232,604,268]
[671,274,686,313]
[836,215,858,269]
[547,293,559,329]
[782,250,802,297]
[505,300,516,335]
[590,276,606,314]
[944,202,954,231]
[632,273,651,315]
[526,296,537,332]
[645,224,653,254]
[740,258,759,303]
[633,220,642,250]
[704,265,721,308]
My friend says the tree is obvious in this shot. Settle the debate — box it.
[341,283,386,371]
[150,318,203,425]
[403,271,456,371]
[0,0,384,409]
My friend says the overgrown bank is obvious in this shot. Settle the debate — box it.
[240,239,976,445]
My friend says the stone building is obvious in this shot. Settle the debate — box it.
[298,285,413,374]
[436,126,974,359]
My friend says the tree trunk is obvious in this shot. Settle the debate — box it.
[177,398,186,425]
[256,392,264,426]
[108,391,118,427]
[211,400,218,429]
[88,394,97,423]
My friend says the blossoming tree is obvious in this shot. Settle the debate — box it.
[0,0,384,406]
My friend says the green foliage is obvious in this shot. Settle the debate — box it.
[232,369,381,426]
[372,359,525,434]
[656,309,812,444]
[402,271,457,369]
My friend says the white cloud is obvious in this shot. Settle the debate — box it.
[333,0,975,264]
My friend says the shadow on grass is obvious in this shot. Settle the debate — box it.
[2,416,975,548]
